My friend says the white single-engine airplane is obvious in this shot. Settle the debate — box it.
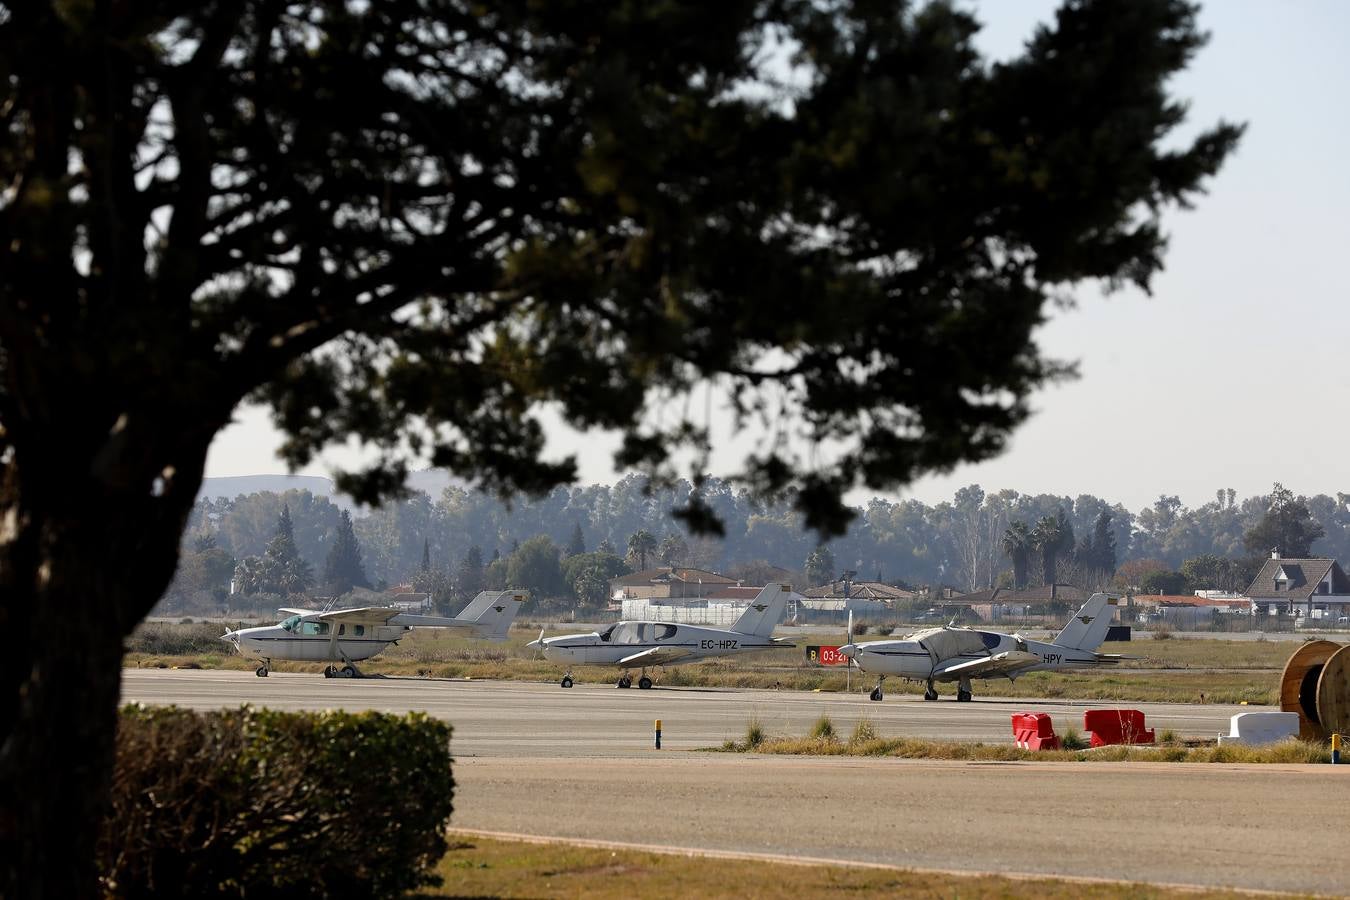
[839,592,1124,702]
[222,590,528,678]
[528,583,794,689]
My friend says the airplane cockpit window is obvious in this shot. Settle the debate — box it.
[354,625,365,637]
[280,615,302,632]
[979,632,1001,650]
[653,624,677,641]
[598,625,617,642]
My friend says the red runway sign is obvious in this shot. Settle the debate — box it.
[806,645,848,666]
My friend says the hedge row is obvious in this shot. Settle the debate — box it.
[99,706,454,899]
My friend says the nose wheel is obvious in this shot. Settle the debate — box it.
[923,680,937,701]
[869,676,885,702]
[560,671,574,688]
[255,663,270,678]
[617,671,632,689]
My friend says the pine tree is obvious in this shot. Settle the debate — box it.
[260,504,312,595]
[566,523,586,557]
[420,538,431,573]
[322,510,370,596]
[456,546,485,599]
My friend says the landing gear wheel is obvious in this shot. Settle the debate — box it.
[560,676,574,688]
[869,687,883,702]
[638,676,653,690]
[342,664,357,678]
[923,686,938,701]
[323,665,336,678]
[617,675,632,689]
[956,689,972,702]
[255,665,269,678]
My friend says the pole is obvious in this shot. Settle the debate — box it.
[1333,732,1341,765]
[655,719,662,750]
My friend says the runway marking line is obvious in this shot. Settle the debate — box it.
[445,828,1304,898]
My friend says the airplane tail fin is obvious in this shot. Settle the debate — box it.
[1052,592,1120,651]
[463,590,529,641]
[731,583,791,637]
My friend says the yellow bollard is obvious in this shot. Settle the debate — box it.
[655,719,662,750]
[1333,732,1341,765]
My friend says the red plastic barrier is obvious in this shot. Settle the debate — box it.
[1011,712,1060,750]
[1084,709,1155,747]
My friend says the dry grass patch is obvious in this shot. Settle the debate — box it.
[716,720,1330,764]
[428,834,1256,899]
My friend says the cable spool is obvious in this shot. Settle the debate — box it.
[1278,640,1349,741]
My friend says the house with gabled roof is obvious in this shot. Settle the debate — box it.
[610,566,736,601]
[1246,550,1350,619]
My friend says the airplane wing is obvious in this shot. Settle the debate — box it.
[932,650,1042,680]
[617,646,695,667]
[310,606,406,626]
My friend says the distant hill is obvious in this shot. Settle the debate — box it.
[199,469,457,509]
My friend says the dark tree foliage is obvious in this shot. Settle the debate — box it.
[805,545,837,588]
[454,545,486,600]
[627,530,658,570]
[566,523,586,558]
[1001,522,1032,591]
[323,510,371,596]
[1243,483,1326,560]
[234,503,315,595]
[1075,510,1118,575]
[0,2,1239,895]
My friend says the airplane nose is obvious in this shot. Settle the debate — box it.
[526,639,541,650]
[838,643,856,659]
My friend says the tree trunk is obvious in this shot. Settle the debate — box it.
[0,457,202,899]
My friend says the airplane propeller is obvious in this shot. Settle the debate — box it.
[530,625,547,660]
[844,609,854,693]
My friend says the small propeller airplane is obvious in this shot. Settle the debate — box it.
[839,592,1126,702]
[528,583,795,689]
[221,589,528,678]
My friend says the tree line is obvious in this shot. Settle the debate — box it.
[161,478,1347,612]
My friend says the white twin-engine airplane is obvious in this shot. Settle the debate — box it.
[528,583,794,689]
[839,592,1125,702]
[221,589,528,678]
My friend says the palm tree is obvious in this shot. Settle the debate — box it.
[1000,522,1032,590]
[627,530,658,570]
[1031,515,1064,587]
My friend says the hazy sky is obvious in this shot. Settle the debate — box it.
[204,1,1350,513]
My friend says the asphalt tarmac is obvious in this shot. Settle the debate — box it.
[120,670,1350,894]
[120,669,1262,756]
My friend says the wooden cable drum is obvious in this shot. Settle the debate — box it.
[1315,644,1350,738]
[1279,640,1342,741]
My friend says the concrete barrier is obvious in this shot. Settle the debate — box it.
[1012,712,1060,750]
[1084,709,1155,747]
[1218,711,1300,746]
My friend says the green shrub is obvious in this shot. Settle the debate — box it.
[745,718,764,749]
[1060,726,1088,750]
[809,715,836,741]
[100,705,454,899]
